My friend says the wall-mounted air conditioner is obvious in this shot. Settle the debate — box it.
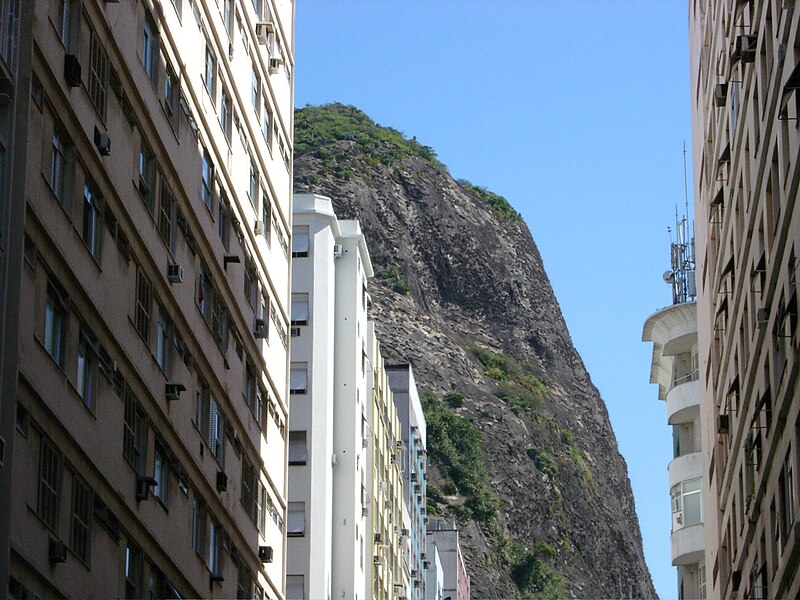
[167,263,184,283]
[165,382,185,401]
[256,21,275,44]
[717,414,730,434]
[49,539,67,563]
[269,58,282,74]
[732,34,758,63]
[333,244,343,258]
[254,220,264,235]
[258,545,274,563]
[216,470,228,492]
[714,83,728,107]
[254,318,267,338]
[64,54,82,87]
[94,128,111,156]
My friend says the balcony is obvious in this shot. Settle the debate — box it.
[667,379,700,424]
[669,452,703,489]
[671,523,704,566]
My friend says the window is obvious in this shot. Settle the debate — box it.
[256,481,266,533]
[291,294,309,326]
[292,226,309,258]
[156,312,171,375]
[220,87,232,141]
[196,380,225,464]
[135,266,153,343]
[88,28,109,119]
[37,435,62,530]
[192,497,207,556]
[289,363,307,395]
[70,474,92,563]
[58,0,72,49]
[236,560,253,599]
[251,65,260,113]
[82,181,102,259]
[780,453,795,544]
[261,191,272,244]
[286,575,304,600]
[262,101,271,146]
[244,361,256,409]
[222,0,233,34]
[138,142,156,211]
[204,43,216,96]
[288,431,307,465]
[50,129,68,202]
[218,192,230,248]
[44,282,67,367]
[163,61,179,131]
[287,502,305,537]
[249,162,258,208]
[123,388,148,473]
[241,455,256,520]
[255,388,265,431]
[142,12,157,82]
[153,441,170,506]
[77,330,97,410]
[244,260,257,310]
[209,519,223,576]
[201,149,213,210]
[671,478,702,531]
[157,176,175,249]
[125,542,143,600]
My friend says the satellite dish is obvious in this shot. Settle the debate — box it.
[663,270,676,284]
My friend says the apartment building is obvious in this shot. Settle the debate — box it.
[2,0,294,597]
[286,193,374,599]
[643,215,706,599]
[425,518,470,600]
[386,362,428,600]
[690,0,800,598]
[366,322,404,600]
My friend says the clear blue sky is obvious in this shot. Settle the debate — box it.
[293,2,692,598]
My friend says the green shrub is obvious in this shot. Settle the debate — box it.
[527,447,557,478]
[510,542,567,598]
[444,392,465,408]
[458,179,521,221]
[376,264,410,294]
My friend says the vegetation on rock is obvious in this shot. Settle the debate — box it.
[469,345,546,415]
[375,264,411,295]
[506,539,568,599]
[458,179,521,221]
[421,391,500,524]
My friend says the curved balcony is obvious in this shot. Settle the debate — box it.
[671,523,705,566]
[642,302,697,400]
[667,379,700,425]
[669,451,703,488]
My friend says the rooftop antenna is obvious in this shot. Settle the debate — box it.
[662,143,696,304]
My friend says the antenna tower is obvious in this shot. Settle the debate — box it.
[662,143,696,304]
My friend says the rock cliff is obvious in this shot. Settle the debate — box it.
[293,104,656,599]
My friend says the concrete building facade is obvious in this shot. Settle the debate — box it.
[690,0,800,598]
[4,0,294,597]
[386,362,428,600]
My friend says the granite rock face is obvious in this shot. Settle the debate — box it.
[293,105,656,599]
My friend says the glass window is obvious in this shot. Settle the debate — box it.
[153,441,169,505]
[286,502,305,537]
[671,478,702,531]
[262,191,272,244]
[125,542,142,600]
[288,431,307,465]
[88,28,109,119]
[192,496,207,555]
[123,388,148,474]
[251,65,260,112]
[156,312,171,375]
[204,43,216,96]
[201,150,214,210]
[58,0,72,49]
[286,575,304,600]
[249,162,258,207]
[82,182,102,259]
[135,266,152,343]
[289,363,307,395]
[262,101,271,146]
[291,294,309,326]
[70,474,92,563]
[51,130,67,202]
[142,12,156,81]
[139,142,155,211]
[291,226,309,258]
[38,435,62,529]
[77,330,96,410]
[218,192,230,247]
[241,456,256,520]
[221,87,232,141]
[44,283,67,367]
[244,361,256,409]
[209,519,223,575]
[164,61,179,130]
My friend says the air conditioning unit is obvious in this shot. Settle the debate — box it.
[167,263,184,283]
[49,539,67,563]
[290,326,300,337]
[423,560,430,569]
[717,414,730,434]
[757,307,770,325]
[136,476,157,501]
[362,436,369,449]
[410,569,418,578]
[362,506,369,517]
[374,532,383,543]
[410,471,418,482]
[714,83,728,107]
[254,220,264,235]
[269,58,282,74]
[373,555,383,566]
[94,128,111,156]
[733,34,758,63]
[165,382,186,401]
[258,545,274,563]
[400,528,409,536]
[420,552,427,560]
[216,470,228,492]
[64,54,82,87]
[333,244,343,258]
[256,21,275,44]
[254,318,268,338]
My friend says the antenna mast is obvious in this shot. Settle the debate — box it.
[663,143,696,304]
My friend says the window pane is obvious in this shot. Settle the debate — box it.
[288,431,307,464]
[292,226,309,256]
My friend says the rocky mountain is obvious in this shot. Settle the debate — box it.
[293,104,656,599]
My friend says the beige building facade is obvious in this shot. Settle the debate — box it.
[690,0,800,598]
[3,0,294,597]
